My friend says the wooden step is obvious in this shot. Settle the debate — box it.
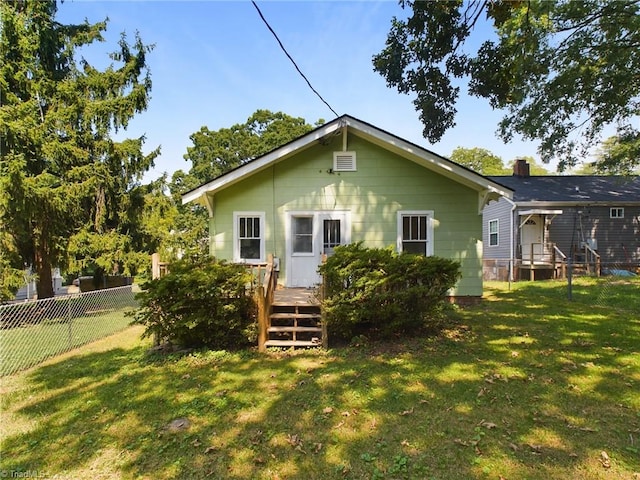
[268,326,323,333]
[264,340,322,348]
[270,312,320,320]
[272,302,320,307]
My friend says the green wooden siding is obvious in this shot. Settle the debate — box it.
[208,134,483,296]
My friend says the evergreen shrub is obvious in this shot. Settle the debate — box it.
[132,257,256,349]
[318,243,461,340]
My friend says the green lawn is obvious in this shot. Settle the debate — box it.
[1,277,638,479]
[0,306,136,376]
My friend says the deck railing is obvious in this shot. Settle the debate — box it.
[516,242,602,280]
[253,255,277,352]
[573,243,601,276]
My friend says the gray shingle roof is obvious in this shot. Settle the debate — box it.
[487,175,640,203]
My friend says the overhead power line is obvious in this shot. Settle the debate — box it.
[251,1,339,118]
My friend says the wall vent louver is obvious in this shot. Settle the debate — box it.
[333,151,356,171]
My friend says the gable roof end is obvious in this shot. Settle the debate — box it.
[182,115,513,211]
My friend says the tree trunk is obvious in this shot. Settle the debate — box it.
[34,242,54,299]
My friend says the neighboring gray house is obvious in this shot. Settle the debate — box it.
[483,160,640,281]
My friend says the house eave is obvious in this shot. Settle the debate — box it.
[518,209,564,216]
[516,201,640,208]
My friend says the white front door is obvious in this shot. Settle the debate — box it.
[521,215,543,263]
[287,211,349,287]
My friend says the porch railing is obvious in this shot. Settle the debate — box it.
[518,242,567,280]
[573,243,601,276]
[253,255,277,352]
[553,244,567,279]
[515,242,601,280]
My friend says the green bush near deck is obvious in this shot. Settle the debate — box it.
[319,242,461,341]
[131,257,257,349]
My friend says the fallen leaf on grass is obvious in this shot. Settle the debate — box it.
[527,444,542,455]
[286,434,307,454]
[600,450,611,468]
[479,420,497,429]
[313,442,323,454]
[322,407,334,414]
[204,446,217,454]
[454,438,469,447]
[191,438,202,447]
[400,407,414,416]
[250,430,264,445]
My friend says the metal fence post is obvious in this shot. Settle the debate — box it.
[67,294,73,348]
[567,257,573,301]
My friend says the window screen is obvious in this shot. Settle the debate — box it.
[401,214,428,254]
[489,219,499,246]
[323,219,341,253]
[238,216,261,259]
[293,216,313,253]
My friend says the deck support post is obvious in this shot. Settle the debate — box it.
[257,285,267,352]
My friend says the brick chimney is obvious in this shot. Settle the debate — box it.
[513,158,530,177]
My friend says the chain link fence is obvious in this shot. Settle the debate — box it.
[0,286,139,376]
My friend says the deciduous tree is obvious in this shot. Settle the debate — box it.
[450,147,508,175]
[592,134,640,175]
[373,0,640,171]
[183,109,320,185]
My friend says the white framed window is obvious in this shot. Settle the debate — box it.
[610,207,624,219]
[488,219,499,247]
[233,212,265,263]
[397,211,434,256]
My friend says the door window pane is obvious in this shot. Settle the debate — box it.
[293,217,313,253]
[323,219,341,252]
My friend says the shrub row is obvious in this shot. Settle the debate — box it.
[133,245,461,350]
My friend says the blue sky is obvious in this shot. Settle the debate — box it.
[57,0,548,182]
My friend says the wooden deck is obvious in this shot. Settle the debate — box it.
[273,288,320,305]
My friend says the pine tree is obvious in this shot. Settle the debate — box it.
[0,0,158,298]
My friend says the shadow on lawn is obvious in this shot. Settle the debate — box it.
[3,280,639,479]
